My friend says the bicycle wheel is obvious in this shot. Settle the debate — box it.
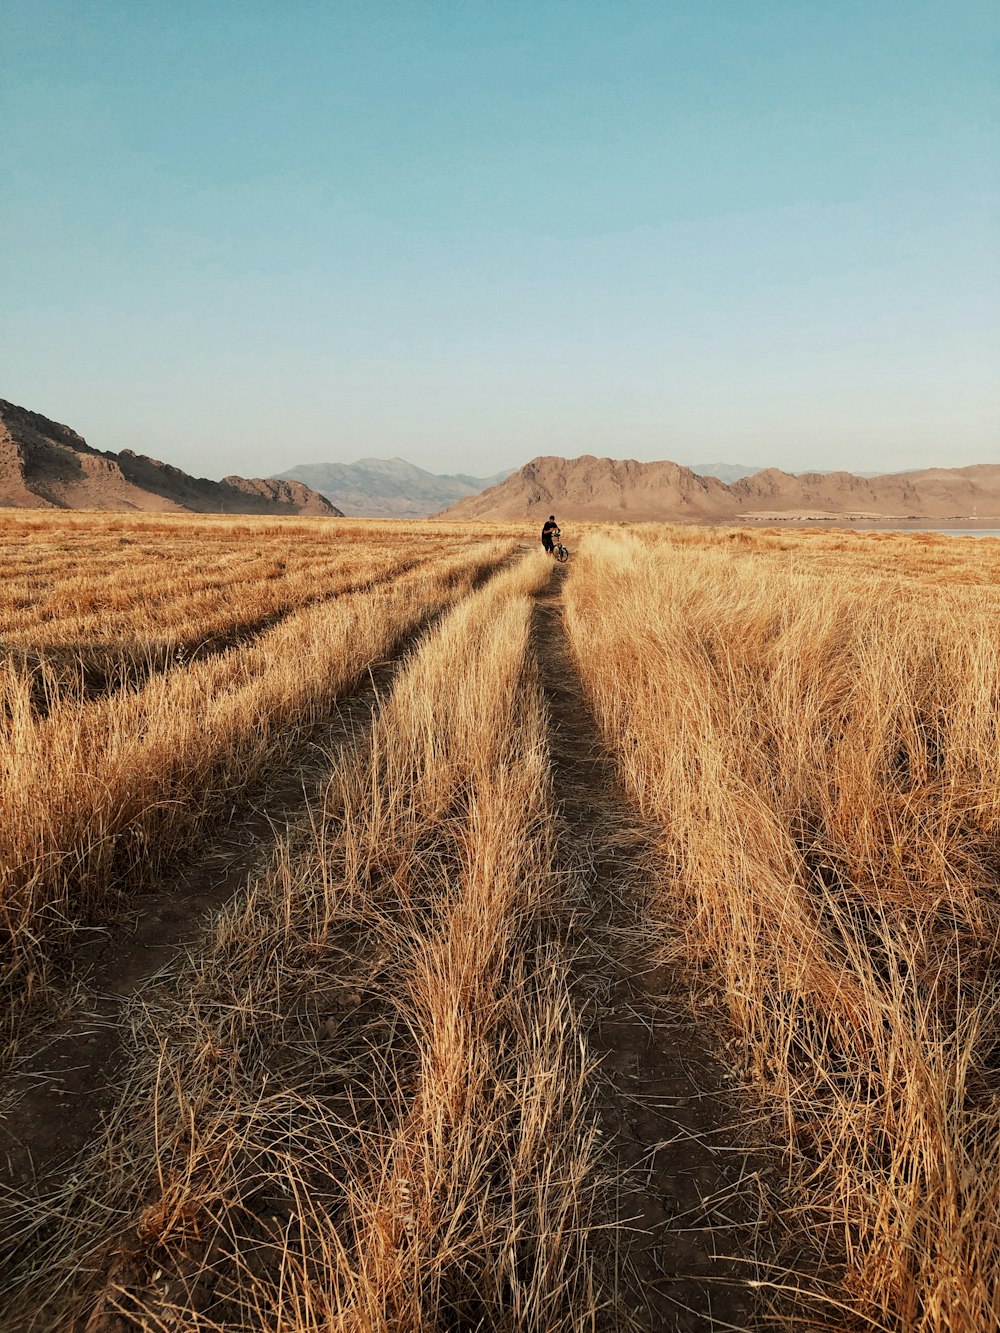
[555,544,569,563]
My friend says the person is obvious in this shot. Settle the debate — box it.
[541,515,560,555]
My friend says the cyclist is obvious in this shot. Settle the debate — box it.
[541,515,560,555]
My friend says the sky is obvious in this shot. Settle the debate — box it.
[2,1,998,480]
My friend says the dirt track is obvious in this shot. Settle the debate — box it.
[15,555,435,713]
[0,596,467,1243]
[1,557,783,1330]
[534,566,775,1331]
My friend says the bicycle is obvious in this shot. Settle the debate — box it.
[550,532,569,563]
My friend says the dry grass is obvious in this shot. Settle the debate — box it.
[4,552,602,1331]
[0,512,515,695]
[564,525,1000,1331]
[0,513,519,1064]
[8,509,994,1329]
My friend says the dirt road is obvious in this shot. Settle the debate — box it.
[1,558,782,1331]
[534,566,774,1331]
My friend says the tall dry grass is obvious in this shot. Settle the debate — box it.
[0,513,517,693]
[564,527,1000,1331]
[0,536,515,1063]
[6,552,602,1331]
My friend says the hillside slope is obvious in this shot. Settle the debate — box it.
[442,455,1000,522]
[0,401,342,515]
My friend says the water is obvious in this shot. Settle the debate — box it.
[923,528,1000,539]
[743,522,1000,539]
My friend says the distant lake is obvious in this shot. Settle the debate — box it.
[859,527,1000,539]
[739,521,1000,539]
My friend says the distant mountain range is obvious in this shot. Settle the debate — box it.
[441,455,1000,523]
[5,400,996,525]
[273,458,513,518]
[0,400,340,515]
[689,462,764,483]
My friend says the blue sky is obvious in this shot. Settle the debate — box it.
[2,1,997,479]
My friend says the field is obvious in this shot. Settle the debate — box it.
[1,511,999,1331]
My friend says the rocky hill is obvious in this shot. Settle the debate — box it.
[441,456,733,522]
[275,457,511,517]
[729,465,1000,519]
[441,455,1000,523]
[0,400,342,516]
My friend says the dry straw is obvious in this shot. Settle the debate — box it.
[0,519,516,1064]
[564,525,1000,1332]
[5,551,603,1331]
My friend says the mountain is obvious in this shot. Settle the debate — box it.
[690,462,764,483]
[440,456,734,522]
[440,455,1000,523]
[0,400,342,516]
[274,457,512,518]
[729,466,1000,519]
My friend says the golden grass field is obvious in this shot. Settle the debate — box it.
[0,514,519,1057]
[1,510,999,1332]
[566,526,1000,1332]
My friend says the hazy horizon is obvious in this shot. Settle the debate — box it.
[3,2,997,481]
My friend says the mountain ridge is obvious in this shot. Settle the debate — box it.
[0,401,342,516]
[440,454,1000,522]
[689,461,764,483]
[274,458,512,518]
[5,399,995,524]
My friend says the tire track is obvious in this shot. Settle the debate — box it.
[0,549,516,1068]
[0,561,517,1255]
[533,566,776,1332]
[4,552,443,714]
